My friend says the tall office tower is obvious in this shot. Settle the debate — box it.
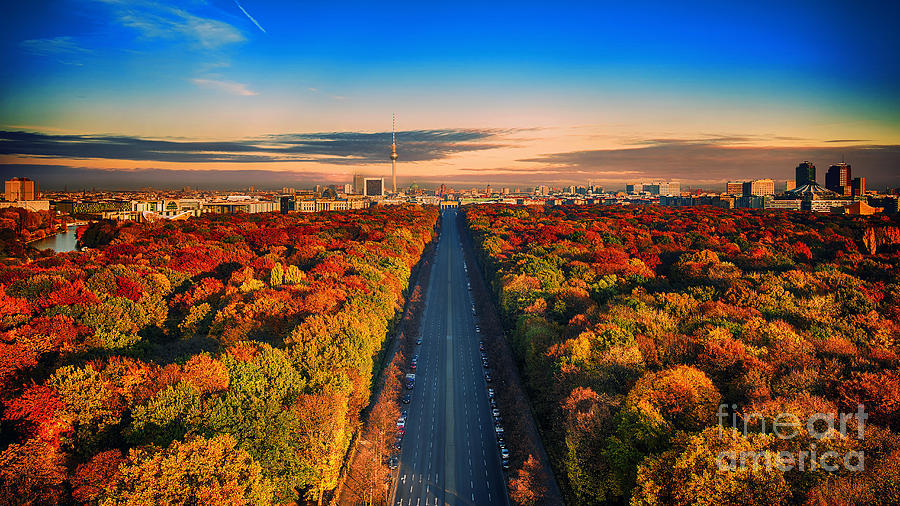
[743,179,775,196]
[657,181,681,196]
[4,177,38,201]
[390,114,398,194]
[852,177,866,197]
[796,161,817,186]
[726,181,745,195]
[825,162,852,196]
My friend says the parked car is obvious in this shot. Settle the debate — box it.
[484,372,492,382]
[487,388,495,397]
[402,394,411,404]
[389,457,399,469]
[416,338,422,345]
[502,458,509,470]
[492,408,500,418]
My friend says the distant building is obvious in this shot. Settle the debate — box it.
[765,199,802,211]
[796,161,817,186]
[869,196,898,215]
[658,181,681,196]
[851,177,866,198]
[280,195,296,214]
[0,200,50,212]
[726,181,744,196]
[5,177,38,201]
[804,199,851,213]
[785,180,796,191]
[825,163,852,196]
[843,200,882,215]
[626,183,644,194]
[742,179,775,197]
[352,175,385,197]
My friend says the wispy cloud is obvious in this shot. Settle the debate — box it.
[191,78,257,96]
[19,36,92,56]
[234,0,266,34]
[96,0,245,49]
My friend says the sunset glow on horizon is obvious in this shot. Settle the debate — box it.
[2,0,899,189]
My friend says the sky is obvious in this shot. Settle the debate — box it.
[1,0,899,190]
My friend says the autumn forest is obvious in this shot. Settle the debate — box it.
[0,206,437,504]
[2,202,899,505]
[465,204,900,505]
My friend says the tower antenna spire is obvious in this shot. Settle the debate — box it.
[390,113,398,194]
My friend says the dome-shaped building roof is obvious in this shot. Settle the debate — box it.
[784,182,837,198]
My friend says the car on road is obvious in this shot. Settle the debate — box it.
[416,338,422,345]
[402,394,411,404]
[475,326,481,333]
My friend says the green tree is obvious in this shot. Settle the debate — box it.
[101,435,274,505]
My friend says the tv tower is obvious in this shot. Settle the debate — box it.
[390,114,398,194]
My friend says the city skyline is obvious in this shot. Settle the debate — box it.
[2,1,900,189]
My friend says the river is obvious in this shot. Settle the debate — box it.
[29,224,80,253]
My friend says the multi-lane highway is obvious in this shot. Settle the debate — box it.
[393,209,508,506]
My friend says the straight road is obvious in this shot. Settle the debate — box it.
[393,209,508,506]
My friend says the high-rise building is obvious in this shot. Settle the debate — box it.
[657,181,681,196]
[796,161,816,186]
[363,177,384,197]
[726,181,744,195]
[852,177,866,198]
[4,177,38,201]
[742,179,775,196]
[825,163,852,196]
[626,183,644,194]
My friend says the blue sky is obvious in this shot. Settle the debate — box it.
[1,0,898,189]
